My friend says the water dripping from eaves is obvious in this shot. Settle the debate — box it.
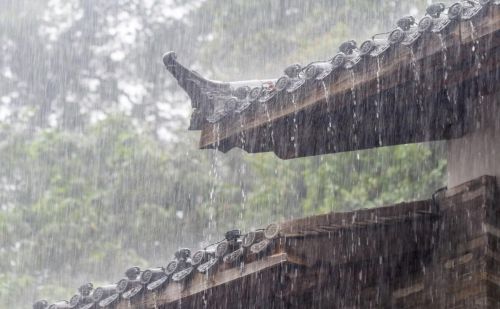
[438,34,449,82]
[263,101,275,147]
[375,57,383,146]
[322,81,334,135]
[291,93,299,157]
[469,20,485,109]
[350,70,358,147]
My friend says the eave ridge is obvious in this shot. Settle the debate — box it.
[164,0,496,130]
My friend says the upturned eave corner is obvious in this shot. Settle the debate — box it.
[162,52,202,109]
[162,51,234,131]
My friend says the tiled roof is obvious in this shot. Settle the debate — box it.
[165,1,492,127]
[34,223,285,309]
[34,175,500,308]
[34,198,438,309]
[33,175,500,308]
[33,0,500,306]
[164,0,500,158]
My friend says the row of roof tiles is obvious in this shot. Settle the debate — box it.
[163,0,498,128]
[33,224,281,309]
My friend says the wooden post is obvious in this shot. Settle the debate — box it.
[447,95,500,187]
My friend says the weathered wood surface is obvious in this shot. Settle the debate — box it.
[278,175,499,308]
[110,175,499,308]
[447,88,500,188]
[279,199,432,236]
[197,4,500,159]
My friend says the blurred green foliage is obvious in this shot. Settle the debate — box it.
[0,0,445,307]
